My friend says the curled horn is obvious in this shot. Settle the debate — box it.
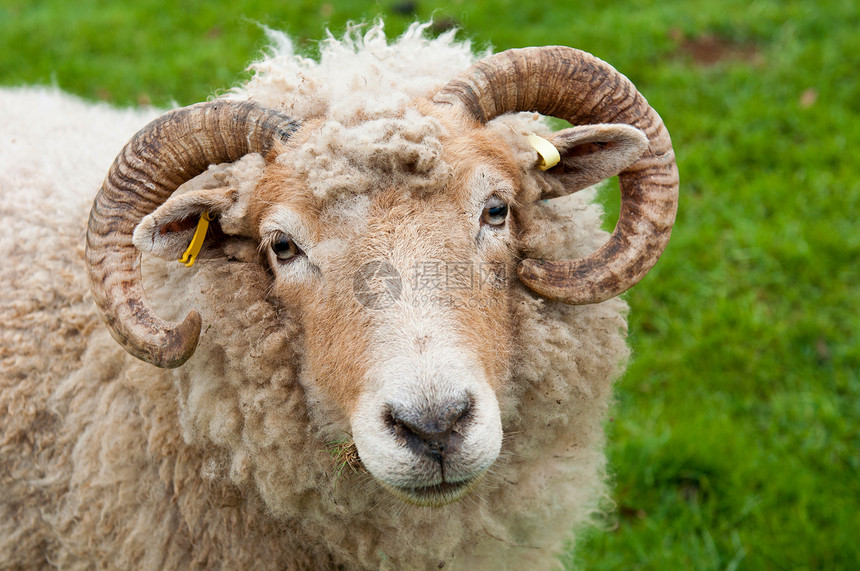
[434,46,679,304]
[86,100,300,368]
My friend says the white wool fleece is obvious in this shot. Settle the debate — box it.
[0,22,629,570]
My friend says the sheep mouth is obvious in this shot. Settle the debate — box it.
[386,476,480,507]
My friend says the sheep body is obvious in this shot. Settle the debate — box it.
[0,23,629,569]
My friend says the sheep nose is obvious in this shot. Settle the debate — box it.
[386,396,472,462]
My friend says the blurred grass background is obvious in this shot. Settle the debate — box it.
[2,0,857,568]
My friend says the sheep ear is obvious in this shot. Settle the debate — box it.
[536,124,649,197]
[133,155,265,263]
[132,188,230,262]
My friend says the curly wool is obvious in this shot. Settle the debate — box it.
[287,109,451,200]
[235,23,470,201]
[0,22,629,569]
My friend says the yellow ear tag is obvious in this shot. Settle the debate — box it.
[528,133,561,171]
[178,210,213,268]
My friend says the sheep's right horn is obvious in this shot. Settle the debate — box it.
[86,100,299,368]
[434,46,679,305]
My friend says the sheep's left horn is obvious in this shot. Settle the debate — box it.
[434,46,678,304]
[86,100,299,368]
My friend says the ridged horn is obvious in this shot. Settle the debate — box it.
[86,100,300,368]
[434,46,679,304]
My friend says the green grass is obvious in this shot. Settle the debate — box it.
[3,0,858,568]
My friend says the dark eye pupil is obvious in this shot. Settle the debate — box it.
[271,234,299,260]
[482,197,509,226]
[273,238,291,253]
[488,204,507,217]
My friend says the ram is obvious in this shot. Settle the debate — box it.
[0,24,677,569]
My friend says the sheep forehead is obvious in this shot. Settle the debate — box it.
[281,107,452,202]
[259,106,521,238]
[262,183,476,274]
[276,172,513,256]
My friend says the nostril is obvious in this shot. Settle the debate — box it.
[395,398,471,440]
[385,395,473,460]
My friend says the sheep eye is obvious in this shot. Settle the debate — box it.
[481,196,509,227]
[270,233,302,262]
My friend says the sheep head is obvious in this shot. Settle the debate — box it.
[86,47,678,507]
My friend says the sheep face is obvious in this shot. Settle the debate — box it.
[247,110,521,506]
[96,46,678,510]
[131,105,528,506]
[127,98,661,507]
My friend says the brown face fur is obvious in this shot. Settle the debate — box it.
[250,106,523,423]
